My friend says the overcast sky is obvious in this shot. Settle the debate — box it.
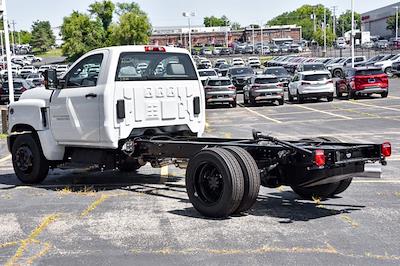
[6,0,399,31]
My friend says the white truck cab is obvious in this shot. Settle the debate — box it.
[7,45,205,183]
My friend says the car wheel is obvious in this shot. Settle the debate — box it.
[288,90,294,102]
[223,146,260,214]
[185,148,244,218]
[278,98,284,105]
[12,134,49,184]
[384,67,392,77]
[291,183,340,200]
[327,95,334,102]
[333,69,343,78]
[243,94,249,104]
[249,96,256,106]
[297,91,304,104]
[231,100,237,108]
[381,91,388,98]
[347,87,354,100]
[336,84,343,98]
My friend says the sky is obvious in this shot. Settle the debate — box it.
[6,0,400,31]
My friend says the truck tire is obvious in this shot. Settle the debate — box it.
[243,95,249,104]
[118,157,140,172]
[223,146,260,214]
[332,178,353,195]
[249,96,256,106]
[12,134,49,184]
[291,183,340,199]
[231,100,237,108]
[297,91,304,104]
[185,148,244,218]
[278,98,284,105]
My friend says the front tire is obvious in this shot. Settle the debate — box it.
[185,148,244,218]
[381,91,388,98]
[12,134,49,184]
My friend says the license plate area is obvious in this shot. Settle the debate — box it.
[368,78,375,83]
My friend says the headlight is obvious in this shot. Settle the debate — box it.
[327,66,332,70]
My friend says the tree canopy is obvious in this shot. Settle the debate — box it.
[337,10,361,37]
[204,15,230,27]
[30,21,55,52]
[386,15,399,36]
[61,1,151,61]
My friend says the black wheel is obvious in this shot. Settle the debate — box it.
[297,91,304,104]
[185,148,244,218]
[333,69,343,78]
[118,157,141,172]
[288,90,294,102]
[231,100,237,108]
[278,98,284,105]
[333,178,353,195]
[384,67,392,77]
[336,85,343,98]
[381,91,388,98]
[327,95,334,102]
[12,134,49,184]
[347,88,354,100]
[291,183,340,200]
[223,146,260,214]
[249,96,256,106]
[243,95,249,104]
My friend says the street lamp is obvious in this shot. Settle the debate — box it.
[182,11,195,54]
[394,6,399,41]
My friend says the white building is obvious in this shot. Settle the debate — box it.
[361,2,400,39]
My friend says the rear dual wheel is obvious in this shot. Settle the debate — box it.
[185,147,260,218]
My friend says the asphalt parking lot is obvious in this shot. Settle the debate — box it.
[1,79,400,265]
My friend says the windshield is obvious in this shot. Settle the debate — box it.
[199,70,217,77]
[229,68,254,75]
[207,80,232,86]
[303,64,326,71]
[255,78,279,84]
[356,69,384,76]
[116,52,197,81]
[332,58,344,64]
[303,74,331,81]
[264,68,288,75]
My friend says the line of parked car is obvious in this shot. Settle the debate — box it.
[195,54,390,108]
[0,64,69,104]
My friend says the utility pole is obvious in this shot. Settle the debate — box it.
[331,6,338,39]
[252,25,255,54]
[323,8,327,57]
[351,0,355,68]
[10,19,16,54]
[313,9,317,33]
[395,6,399,41]
[1,0,15,103]
[260,22,264,55]
[0,30,4,69]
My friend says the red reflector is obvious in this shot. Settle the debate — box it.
[314,150,326,167]
[144,46,166,52]
[381,142,391,157]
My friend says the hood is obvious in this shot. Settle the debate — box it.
[19,86,52,105]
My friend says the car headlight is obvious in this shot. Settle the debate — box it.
[327,66,332,70]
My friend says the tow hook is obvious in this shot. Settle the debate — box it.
[122,140,135,156]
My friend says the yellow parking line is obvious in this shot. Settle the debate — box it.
[0,154,11,163]
[347,100,400,112]
[295,105,352,120]
[80,195,109,218]
[239,104,282,124]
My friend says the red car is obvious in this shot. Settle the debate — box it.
[336,67,389,99]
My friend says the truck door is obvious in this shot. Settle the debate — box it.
[49,53,104,145]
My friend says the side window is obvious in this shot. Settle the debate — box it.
[355,57,364,62]
[66,54,104,88]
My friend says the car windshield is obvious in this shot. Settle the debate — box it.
[207,80,232,86]
[255,78,279,84]
[264,68,288,75]
[332,58,344,63]
[303,64,326,71]
[303,74,331,81]
[115,52,197,81]
[356,69,384,76]
[229,68,253,75]
[199,70,217,77]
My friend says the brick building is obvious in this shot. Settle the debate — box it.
[150,25,302,47]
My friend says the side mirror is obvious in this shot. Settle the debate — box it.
[44,69,58,90]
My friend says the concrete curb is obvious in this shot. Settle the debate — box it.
[0,139,9,159]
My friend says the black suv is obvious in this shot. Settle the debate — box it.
[228,67,255,91]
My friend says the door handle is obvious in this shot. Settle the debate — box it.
[85,93,97,98]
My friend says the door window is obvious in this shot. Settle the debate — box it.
[66,54,104,88]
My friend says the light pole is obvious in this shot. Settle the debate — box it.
[0,30,4,70]
[323,8,327,57]
[260,22,264,55]
[252,25,255,54]
[394,6,399,41]
[351,0,355,67]
[1,0,15,103]
[182,11,195,54]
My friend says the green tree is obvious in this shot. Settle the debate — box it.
[386,15,399,35]
[204,15,229,27]
[61,11,106,61]
[313,28,336,46]
[115,2,144,16]
[109,9,151,45]
[30,21,55,52]
[19,31,32,44]
[231,22,241,30]
[267,4,332,41]
[88,0,115,31]
[337,10,361,37]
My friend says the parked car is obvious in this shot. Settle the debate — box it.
[231,58,245,66]
[227,67,255,91]
[199,59,212,69]
[296,63,326,73]
[391,61,400,76]
[243,75,284,106]
[215,64,231,77]
[214,59,228,69]
[200,48,212,55]
[289,44,303,53]
[327,56,366,78]
[38,65,51,74]
[361,41,374,49]
[0,78,33,104]
[288,70,334,103]
[203,77,237,108]
[19,66,37,78]
[247,57,261,68]
[374,53,400,75]
[263,67,292,87]
[26,73,44,87]
[219,47,231,55]
[375,40,389,49]
[56,65,69,76]
[198,69,218,86]
[335,67,388,99]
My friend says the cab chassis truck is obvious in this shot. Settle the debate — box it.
[7,46,391,218]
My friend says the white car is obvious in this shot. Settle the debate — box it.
[374,54,400,75]
[38,65,52,74]
[55,65,69,76]
[200,59,212,68]
[198,69,218,85]
[20,66,38,77]
[288,70,334,103]
[232,58,244,64]
[247,57,261,68]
